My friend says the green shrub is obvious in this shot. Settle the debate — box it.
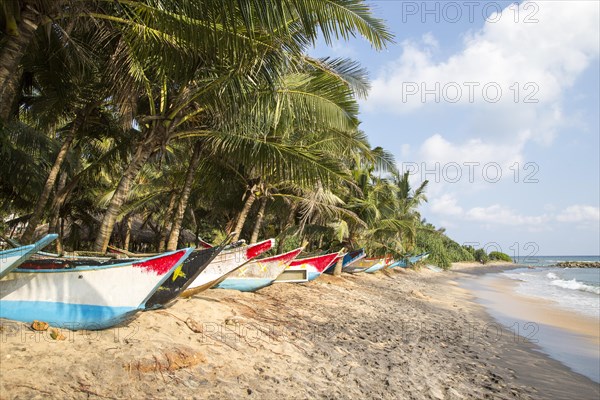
[488,251,513,262]
[415,227,474,270]
[473,248,489,264]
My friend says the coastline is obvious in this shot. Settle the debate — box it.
[458,265,600,384]
[1,265,598,399]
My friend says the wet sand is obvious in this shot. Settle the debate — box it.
[1,264,599,399]
[460,269,600,383]
[465,274,600,343]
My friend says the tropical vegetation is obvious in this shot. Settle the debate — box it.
[1,0,474,269]
[488,251,513,263]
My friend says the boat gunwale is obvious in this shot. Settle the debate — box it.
[255,247,303,264]
[13,249,190,273]
[289,252,339,266]
[0,245,35,257]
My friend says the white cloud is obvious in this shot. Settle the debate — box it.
[421,32,439,50]
[428,196,599,232]
[366,1,600,144]
[465,204,550,226]
[400,133,528,187]
[419,133,524,170]
[430,193,463,216]
[556,205,600,223]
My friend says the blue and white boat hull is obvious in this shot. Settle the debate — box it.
[0,248,192,330]
[214,278,274,292]
[215,248,302,292]
[388,260,408,268]
[307,271,322,281]
[364,260,387,273]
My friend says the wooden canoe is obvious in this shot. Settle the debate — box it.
[351,257,392,273]
[214,248,303,292]
[324,249,366,274]
[388,253,430,268]
[276,252,339,282]
[144,245,223,309]
[0,248,193,329]
[181,239,274,297]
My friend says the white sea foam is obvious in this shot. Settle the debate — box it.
[550,278,600,295]
[501,267,600,319]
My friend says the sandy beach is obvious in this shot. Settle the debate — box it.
[1,264,599,399]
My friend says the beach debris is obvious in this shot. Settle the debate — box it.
[125,347,205,373]
[225,316,246,326]
[31,320,49,331]
[185,318,203,333]
[49,328,66,341]
[156,310,202,334]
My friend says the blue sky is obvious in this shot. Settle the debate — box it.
[312,1,600,256]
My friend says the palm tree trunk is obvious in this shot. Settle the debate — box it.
[123,215,132,251]
[0,6,41,120]
[166,141,202,251]
[93,135,158,253]
[158,191,178,251]
[231,185,257,241]
[249,197,267,244]
[276,202,298,253]
[21,103,95,243]
[333,253,344,276]
[47,168,80,239]
[188,207,197,235]
[20,133,75,243]
[58,218,65,254]
[48,172,67,254]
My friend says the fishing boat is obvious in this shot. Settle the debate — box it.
[388,252,430,268]
[0,234,58,279]
[350,257,391,273]
[323,253,347,275]
[344,256,377,273]
[324,248,366,274]
[410,252,430,263]
[144,245,224,309]
[367,257,394,273]
[388,259,407,268]
[181,239,274,297]
[276,252,339,282]
[343,249,366,267]
[214,248,303,292]
[0,248,193,329]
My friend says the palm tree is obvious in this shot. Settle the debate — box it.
[2,0,394,252]
[341,150,429,258]
[91,2,391,252]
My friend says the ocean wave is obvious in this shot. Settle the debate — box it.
[550,279,600,295]
[546,272,558,279]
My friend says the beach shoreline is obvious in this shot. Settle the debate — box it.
[458,265,600,384]
[1,264,599,399]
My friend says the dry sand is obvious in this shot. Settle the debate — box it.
[1,264,599,399]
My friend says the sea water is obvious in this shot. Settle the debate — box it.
[513,255,600,267]
[472,256,600,383]
[502,257,600,319]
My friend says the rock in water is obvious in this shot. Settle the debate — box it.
[555,261,600,268]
